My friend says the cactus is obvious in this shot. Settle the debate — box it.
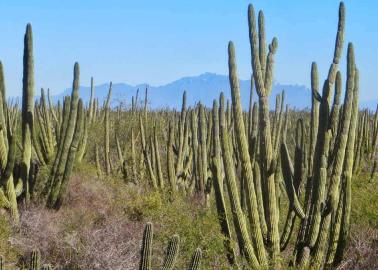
[104,83,112,175]
[45,63,80,208]
[198,103,207,197]
[54,98,85,208]
[140,117,158,189]
[139,222,153,270]
[161,235,180,270]
[210,100,238,267]
[21,23,35,204]
[0,255,3,270]
[153,126,164,189]
[30,249,41,270]
[247,4,281,264]
[167,121,177,193]
[218,92,260,269]
[0,62,7,145]
[210,2,360,269]
[95,144,103,178]
[190,109,200,193]
[228,41,268,266]
[131,129,138,183]
[188,248,202,270]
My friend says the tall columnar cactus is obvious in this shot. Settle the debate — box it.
[77,77,95,163]
[21,23,35,204]
[306,2,345,251]
[131,129,138,183]
[0,98,19,224]
[167,121,177,193]
[54,98,85,208]
[104,82,112,175]
[153,126,164,189]
[140,117,157,189]
[144,86,148,121]
[198,103,208,197]
[190,109,200,193]
[308,43,356,270]
[36,88,55,163]
[247,4,281,264]
[228,41,268,266]
[88,77,95,124]
[0,62,7,145]
[45,63,80,208]
[139,222,153,270]
[210,100,238,267]
[175,91,187,178]
[218,92,260,269]
[211,2,359,269]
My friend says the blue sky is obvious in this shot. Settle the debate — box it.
[0,1,376,101]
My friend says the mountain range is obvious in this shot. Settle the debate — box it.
[53,72,377,110]
[54,72,312,110]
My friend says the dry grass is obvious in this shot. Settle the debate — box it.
[337,225,378,270]
[9,173,144,269]
[5,167,227,269]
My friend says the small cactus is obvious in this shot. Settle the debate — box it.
[139,222,153,270]
[30,249,41,270]
[188,248,202,270]
[161,235,180,270]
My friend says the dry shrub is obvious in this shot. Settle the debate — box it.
[337,225,378,270]
[10,173,145,269]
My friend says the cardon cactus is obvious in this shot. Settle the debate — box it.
[211,2,360,269]
[43,63,80,208]
[21,23,35,204]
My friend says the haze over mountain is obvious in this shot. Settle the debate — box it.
[54,72,313,110]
